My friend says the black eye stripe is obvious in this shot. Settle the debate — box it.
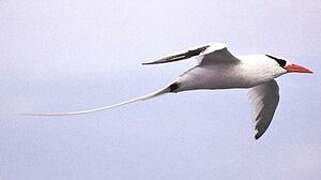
[266,54,287,67]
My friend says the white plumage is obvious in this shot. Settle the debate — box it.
[22,43,313,139]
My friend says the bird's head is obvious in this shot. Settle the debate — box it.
[265,54,313,76]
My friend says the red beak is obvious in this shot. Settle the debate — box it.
[285,64,313,73]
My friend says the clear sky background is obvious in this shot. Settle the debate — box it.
[1,0,321,180]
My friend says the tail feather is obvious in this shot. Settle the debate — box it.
[20,86,172,117]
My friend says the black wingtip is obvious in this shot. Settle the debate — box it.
[254,133,262,140]
[141,60,160,65]
[141,62,152,65]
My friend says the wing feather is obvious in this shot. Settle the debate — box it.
[248,80,280,139]
[199,47,239,65]
[142,45,209,65]
[142,43,239,65]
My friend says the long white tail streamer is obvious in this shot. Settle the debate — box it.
[20,86,171,116]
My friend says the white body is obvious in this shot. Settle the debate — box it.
[22,43,311,140]
[175,55,286,91]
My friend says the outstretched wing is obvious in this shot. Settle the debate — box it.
[248,80,280,140]
[142,43,239,65]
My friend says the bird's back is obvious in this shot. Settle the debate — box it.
[174,55,278,92]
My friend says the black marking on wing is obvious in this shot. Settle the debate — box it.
[142,45,210,65]
[266,54,286,67]
[255,133,261,140]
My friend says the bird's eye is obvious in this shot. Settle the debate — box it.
[275,59,286,67]
[266,54,287,67]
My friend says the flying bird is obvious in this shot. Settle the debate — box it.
[22,43,313,139]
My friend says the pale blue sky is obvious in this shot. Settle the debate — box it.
[1,0,321,180]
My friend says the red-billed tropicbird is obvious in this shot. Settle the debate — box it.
[22,43,313,139]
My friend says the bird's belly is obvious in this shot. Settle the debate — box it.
[176,66,268,91]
